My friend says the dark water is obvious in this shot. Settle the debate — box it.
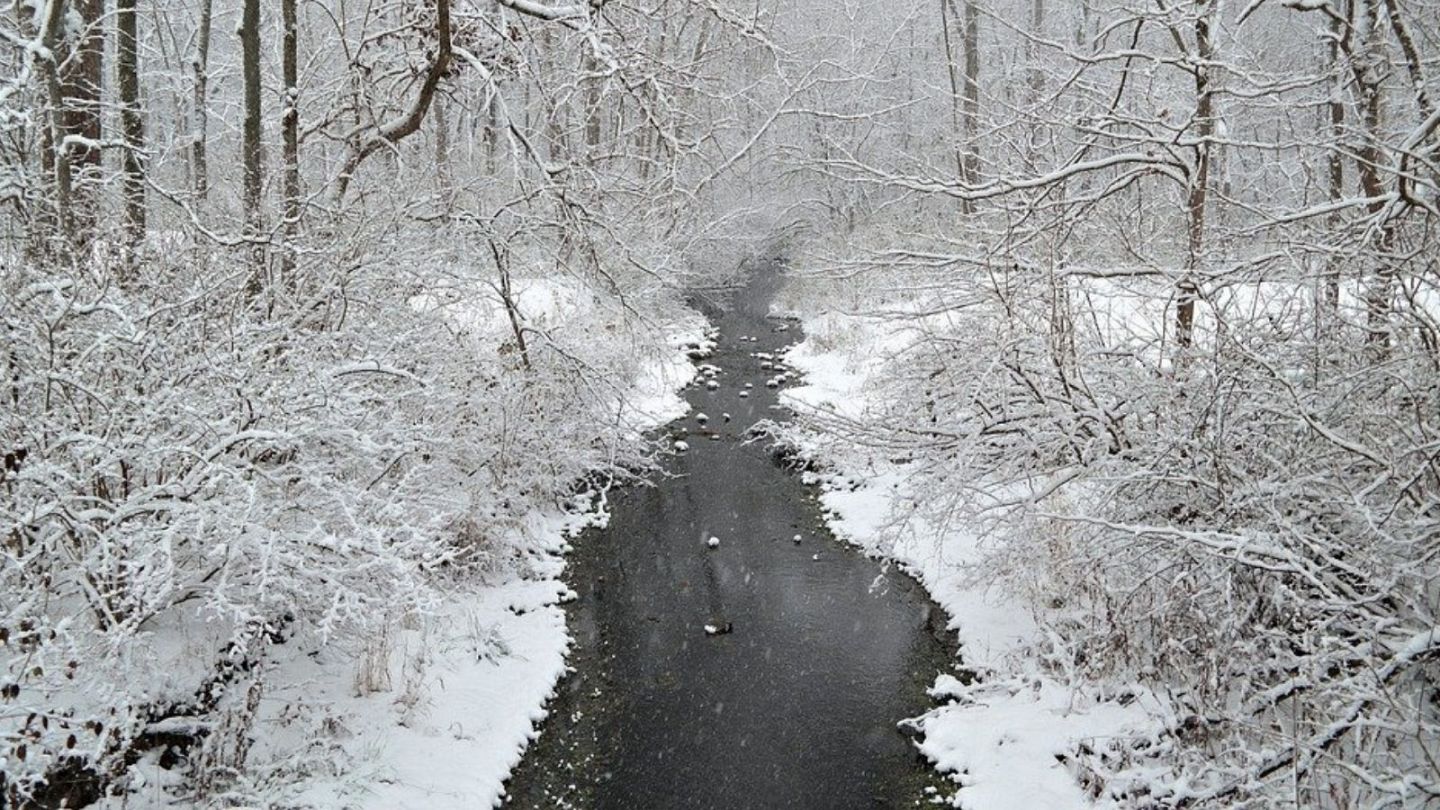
[503,261,955,809]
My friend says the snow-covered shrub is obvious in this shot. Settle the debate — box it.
[0,223,685,803]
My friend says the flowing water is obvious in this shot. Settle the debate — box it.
[503,261,956,809]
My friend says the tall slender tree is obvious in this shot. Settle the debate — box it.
[1176,0,1216,351]
[193,0,213,199]
[118,0,147,267]
[241,0,264,283]
[281,0,300,282]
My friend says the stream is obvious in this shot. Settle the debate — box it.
[503,260,956,809]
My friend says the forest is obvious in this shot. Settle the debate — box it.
[1,0,1436,807]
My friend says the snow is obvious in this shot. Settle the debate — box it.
[253,303,707,808]
[778,302,1163,809]
[268,570,575,809]
[227,296,708,805]
[914,680,1166,810]
[104,282,706,810]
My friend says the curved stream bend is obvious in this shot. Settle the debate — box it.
[504,261,956,809]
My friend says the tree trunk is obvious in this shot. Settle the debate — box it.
[960,0,981,193]
[436,97,453,199]
[60,0,105,245]
[241,0,264,284]
[118,0,147,271]
[1176,0,1216,351]
[487,94,501,173]
[38,0,75,248]
[281,0,300,283]
[939,0,967,187]
[193,0,213,199]
[1353,0,1392,350]
[1025,0,1045,172]
[583,53,602,161]
[1324,1,1346,315]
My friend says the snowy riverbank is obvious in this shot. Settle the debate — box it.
[88,283,713,809]
[774,303,1169,809]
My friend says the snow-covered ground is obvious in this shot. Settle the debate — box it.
[238,508,593,810]
[776,306,1167,809]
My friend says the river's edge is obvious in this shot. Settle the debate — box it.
[773,301,1171,809]
[502,267,961,808]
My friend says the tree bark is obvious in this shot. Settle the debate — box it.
[281,0,300,282]
[436,97,453,199]
[1353,0,1393,350]
[583,53,602,160]
[193,0,213,199]
[940,0,966,186]
[118,0,147,269]
[38,0,75,248]
[1176,0,1216,351]
[241,0,264,282]
[960,0,981,193]
[1025,0,1045,172]
[58,0,105,245]
[1323,1,1346,315]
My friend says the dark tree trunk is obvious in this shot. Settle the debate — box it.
[241,0,264,283]
[118,0,147,271]
[281,0,300,282]
[1177,0,1216,351]
[59,0,105,245]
